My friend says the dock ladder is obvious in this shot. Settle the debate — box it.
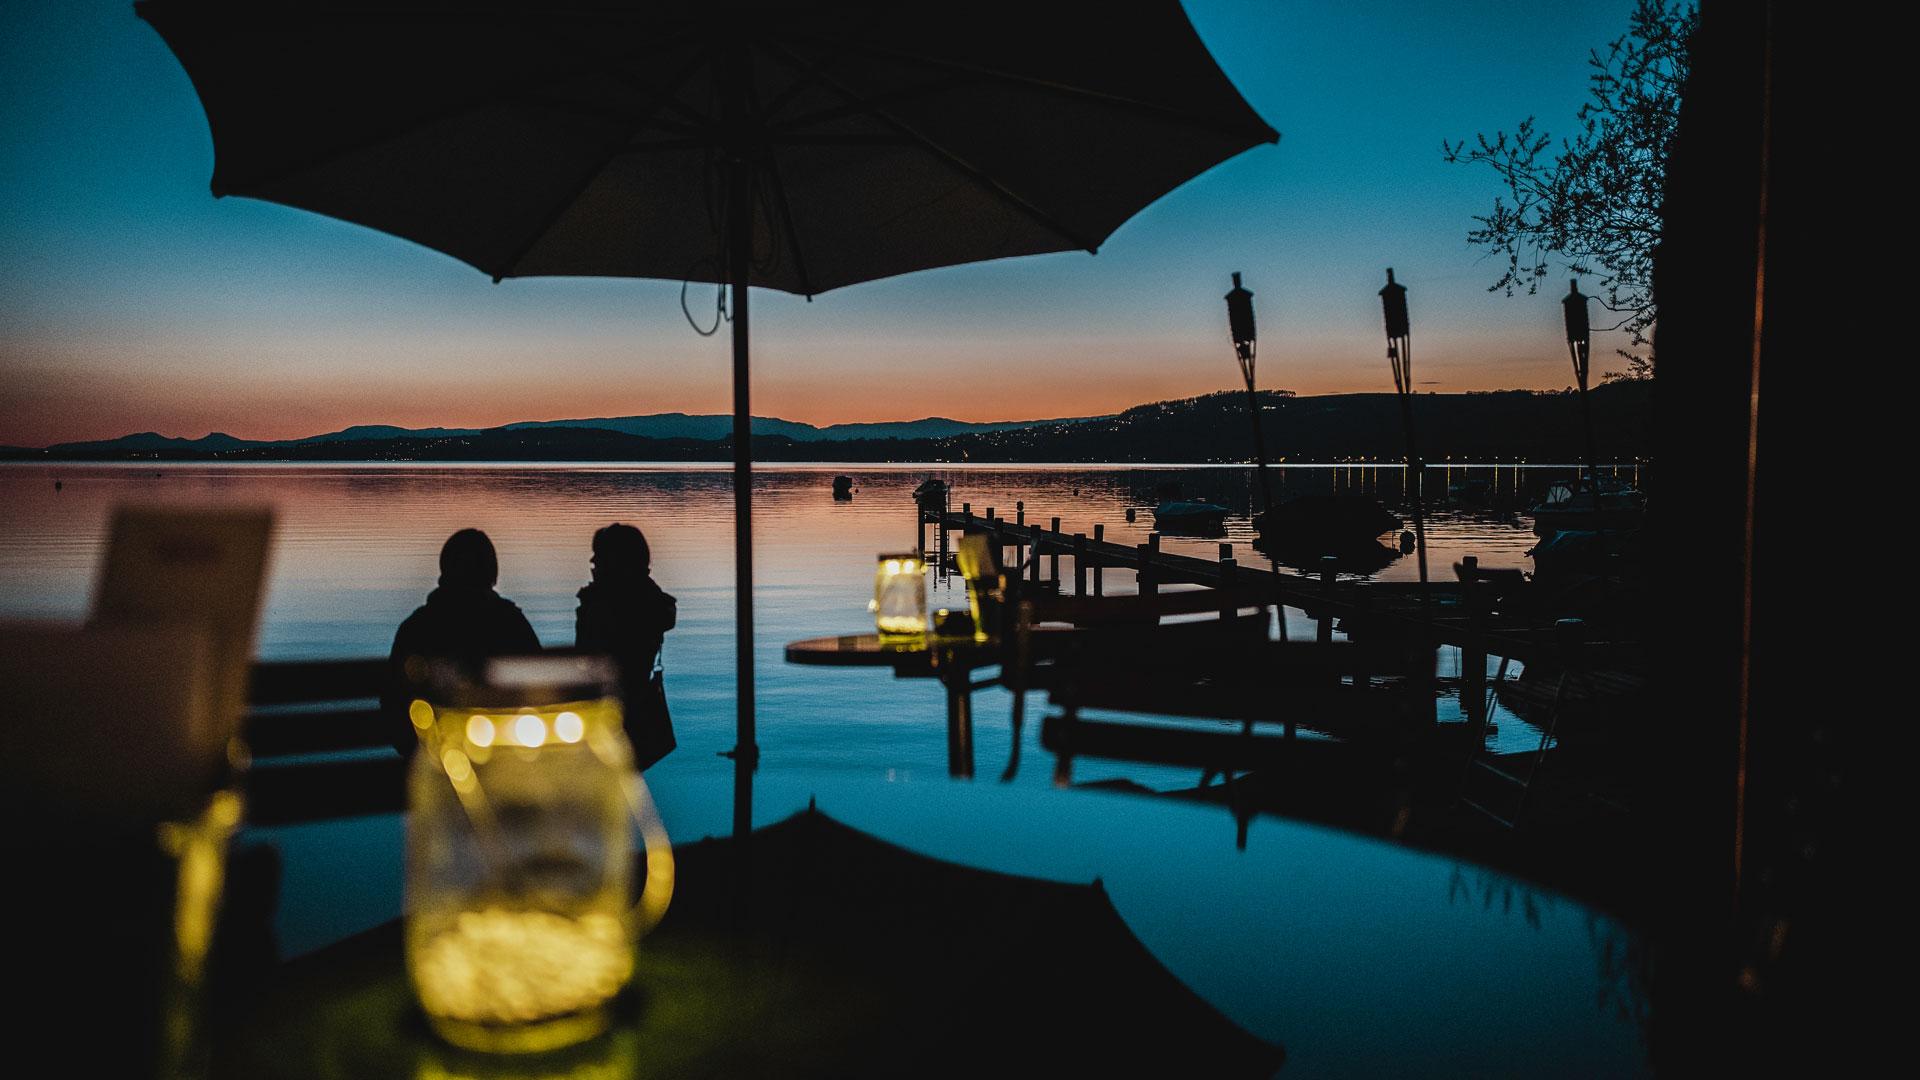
[1459,618,1587,829]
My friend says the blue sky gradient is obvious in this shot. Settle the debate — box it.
[0,0,1640,445]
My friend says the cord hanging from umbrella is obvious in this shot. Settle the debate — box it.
[1379,268,1429,600]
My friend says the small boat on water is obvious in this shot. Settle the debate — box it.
[1253,495,1400,548]
[1153,500,1228,536]
[1449,478,1493,507]
[912,478,947,513]
[1253,533,1401,575]
[1529,479,1644,536]
[833,475,854,500]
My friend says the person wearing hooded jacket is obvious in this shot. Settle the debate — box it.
[383,528,540,755]
[575,523,676,767]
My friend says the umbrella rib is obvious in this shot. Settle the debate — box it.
[496,49,716,281]
[757,40,1100,254]
[759,152,816,297]
[765,30,1279,145]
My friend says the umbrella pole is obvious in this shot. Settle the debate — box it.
[728,155,759,798]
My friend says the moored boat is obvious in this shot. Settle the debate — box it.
[1528,479,1644,536]
[1153,500,1228,535]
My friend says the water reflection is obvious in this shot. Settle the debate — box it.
[1447,864,1652,1057]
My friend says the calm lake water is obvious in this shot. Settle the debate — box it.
[0,462,1649,1077]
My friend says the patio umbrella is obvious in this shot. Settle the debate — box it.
[135,1,1278,770]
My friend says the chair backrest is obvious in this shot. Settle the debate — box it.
[954,531,1006,636]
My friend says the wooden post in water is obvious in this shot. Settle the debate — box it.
[937,505,949,576]
[1219,546,1237,624]
[1460,555,1487,726]
[1049,517,1062,585]
[1138,540,1157,599]
[1074,533,1088,596]
[1093,523,1106,596]
[1317,555,1338,646]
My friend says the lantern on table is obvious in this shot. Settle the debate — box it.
[404,655,673,1054]
[872,553,928,637]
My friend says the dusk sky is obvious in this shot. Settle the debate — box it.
[0,1,1640,447]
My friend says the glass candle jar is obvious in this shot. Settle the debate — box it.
[404,655,671,1054]
[872,553,928,637]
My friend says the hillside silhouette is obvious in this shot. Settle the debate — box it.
[6,383,1650,463]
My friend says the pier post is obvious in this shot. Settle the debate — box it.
[962,501,971,523]
[1074,533,1088,596]
[1460,555,1487,726]
[1050,517,1062,583]
[1016,501,1025,527]
[1093,524,1105,596]
[1137,542,1156,599]
[1317,555,1338,646]
[1219,553,1237,623]
[937,512,949,576]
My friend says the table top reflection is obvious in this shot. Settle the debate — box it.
[240,768,1649,1079]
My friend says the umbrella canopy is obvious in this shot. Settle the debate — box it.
[208,807,1285,1076]
[137,1,1278,765]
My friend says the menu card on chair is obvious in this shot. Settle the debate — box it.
[90,505,275,770]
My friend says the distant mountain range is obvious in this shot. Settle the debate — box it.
[1,384,1652,463]
[19,411,1097,457]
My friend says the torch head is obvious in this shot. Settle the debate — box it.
[1562,279,1590,344]
[1225,272,1257,359]
[1379,268,1410,339]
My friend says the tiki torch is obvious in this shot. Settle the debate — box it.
[1379,269,1429,595]
[1225,272,1274,514]
[1563,279,1601,487]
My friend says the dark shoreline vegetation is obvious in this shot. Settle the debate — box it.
[3,383,1650,464]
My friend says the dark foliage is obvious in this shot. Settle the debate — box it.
[1444,1,1695,380]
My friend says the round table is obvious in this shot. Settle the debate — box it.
[236,769,1651,1078]
[785,632,1006,778]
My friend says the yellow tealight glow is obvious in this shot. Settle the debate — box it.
[884,559,901,574]
[408,699,435,730]
[441,748,473,784]
[554,711,585,744]
[514,713,546,747]
[465,715,495,747]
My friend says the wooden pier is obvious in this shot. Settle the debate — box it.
[917,500,1624,674]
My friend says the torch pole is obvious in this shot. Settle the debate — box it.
[1242,357,1274,514]
[1380,270,1430,604]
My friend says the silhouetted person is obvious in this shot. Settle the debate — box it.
[383,528,540,755]
[576,523,676,767]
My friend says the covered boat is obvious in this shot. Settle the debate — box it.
[1153,500,1229,536]
[1253,495,1400,549]
[1528,480,1644,536]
